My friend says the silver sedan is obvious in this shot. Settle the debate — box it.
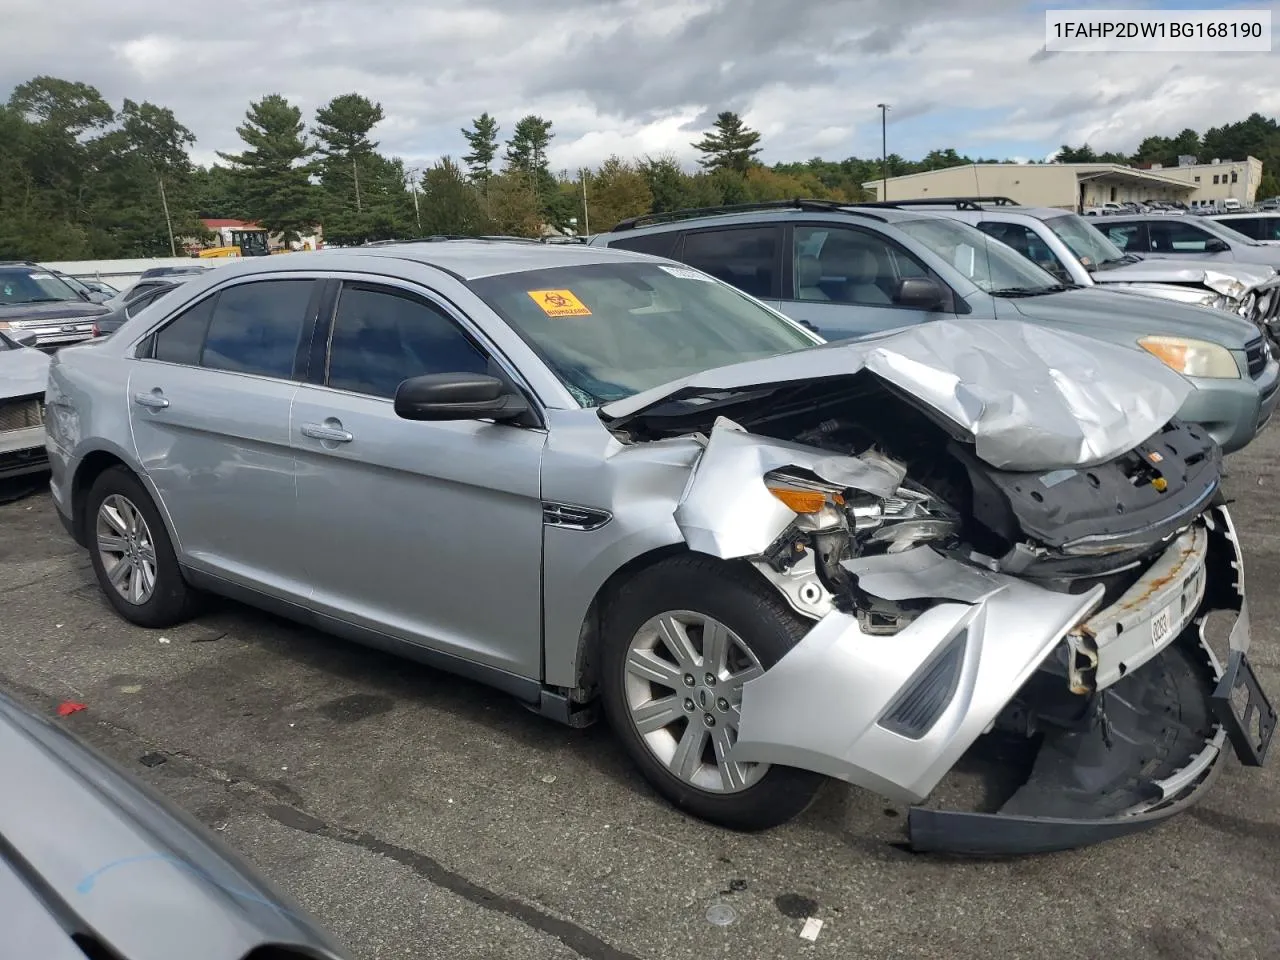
[42,241,1274,854]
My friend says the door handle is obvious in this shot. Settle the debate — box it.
[301,422,354,443]
[133,391,169,409]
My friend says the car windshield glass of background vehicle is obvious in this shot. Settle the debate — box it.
[469,261,817,405]
[0,268,81,305]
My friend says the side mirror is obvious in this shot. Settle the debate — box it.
[394,373,529,423]
[894,277,946,311]
[1205,238,1230,253]
[11,330,39,348]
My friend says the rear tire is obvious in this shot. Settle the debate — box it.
[85,466,202,628]
[600,554,825,831]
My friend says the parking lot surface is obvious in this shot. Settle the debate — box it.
[4,432,1280,960]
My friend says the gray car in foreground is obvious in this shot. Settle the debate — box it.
[44,242,1274,854]
[0,689,348,960]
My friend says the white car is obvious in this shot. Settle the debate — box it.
[0,329,50,480]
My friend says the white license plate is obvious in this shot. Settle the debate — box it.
[1151,603,1174,650]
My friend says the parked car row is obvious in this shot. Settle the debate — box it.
[34,227,1274,857]
[590,198,1279,455]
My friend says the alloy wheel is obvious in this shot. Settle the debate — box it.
[623,610,767,793]
[95,494,158,605]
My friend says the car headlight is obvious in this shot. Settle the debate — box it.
[1138,335,1241,379]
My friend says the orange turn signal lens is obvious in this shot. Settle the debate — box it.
[766,485,843,514]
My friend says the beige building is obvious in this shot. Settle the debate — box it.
[862,158,1262,211]
[1140,157,1263,206]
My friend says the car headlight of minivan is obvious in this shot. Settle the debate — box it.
[1138,335,1241,379]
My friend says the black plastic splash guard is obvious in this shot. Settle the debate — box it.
[1211,649,1277,767]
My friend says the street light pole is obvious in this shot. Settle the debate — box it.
[876,103,890,200]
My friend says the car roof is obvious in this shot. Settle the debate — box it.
[1211,212,1280,219]
[598,203,952,242]
[886,203,1073,221]
[313,238,654,278]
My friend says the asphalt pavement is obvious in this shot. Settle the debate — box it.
[3,431,1280,960]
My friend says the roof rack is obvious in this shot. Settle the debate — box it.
[363,235,546,246]
[612,198,849,232]
[853,196,1020,211]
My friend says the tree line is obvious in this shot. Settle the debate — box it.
[3,74,1279,260]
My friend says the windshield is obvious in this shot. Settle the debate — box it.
[1043,213,1128,267]
[1198,217,1261,245]
[468,261,819,405]
[895,217,1062,294]
[0,268,81,305]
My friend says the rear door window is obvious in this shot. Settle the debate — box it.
[149,279,318,379]
[678,226,782,299]
[201,280,317,378]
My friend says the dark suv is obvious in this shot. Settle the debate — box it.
[0,261,110,349]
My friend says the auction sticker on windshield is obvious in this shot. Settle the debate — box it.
[659,265,714,282]
[528,289,592,317]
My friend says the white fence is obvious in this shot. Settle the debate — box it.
[44,257,229,290]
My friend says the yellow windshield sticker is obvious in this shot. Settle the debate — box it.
[528,289,592,317]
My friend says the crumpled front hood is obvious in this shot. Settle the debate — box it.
[1095,258,1276,299]
[600,319,1192,471]
[0,346,51,400]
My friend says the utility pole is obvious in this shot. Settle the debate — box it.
[876,103,890,201]
[157,176,177,257]
[406,167,421,231]
[352,157,362,213]
[580,168,590,236]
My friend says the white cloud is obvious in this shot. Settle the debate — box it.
[3,0,1276,171]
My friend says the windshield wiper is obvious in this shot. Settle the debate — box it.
[15,297,68,304]
[988,284,1073,297]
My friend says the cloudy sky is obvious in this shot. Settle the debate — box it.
[5,0,1278,172]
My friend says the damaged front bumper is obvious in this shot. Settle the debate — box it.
[731,504,1276,855]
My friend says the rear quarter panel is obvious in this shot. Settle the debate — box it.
[45,342,142,527]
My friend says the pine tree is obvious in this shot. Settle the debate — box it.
[461,112,500,182]
[691,112,762,174]
[216,94,318,243]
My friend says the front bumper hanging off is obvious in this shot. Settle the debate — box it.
[910,504,1275,856]
[731,504,1275,856]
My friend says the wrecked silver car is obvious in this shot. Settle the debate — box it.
[0,329,50,482]
[45,243,1274,856]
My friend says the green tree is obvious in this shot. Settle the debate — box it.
[1054,144,1097,163]
[461,112,500,182]
[485,170,543,237]
[692,111,762,173]
[584,156,652,232]
[87,99,202,256]
[216,94,318,243]
[313,93,385,215]
[504,114,556,219]
[419,156,483,235]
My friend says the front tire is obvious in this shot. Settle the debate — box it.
[86,466,201,628]
[600,555,825,831]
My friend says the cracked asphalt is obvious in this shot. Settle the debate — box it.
[3,428,1280,960]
